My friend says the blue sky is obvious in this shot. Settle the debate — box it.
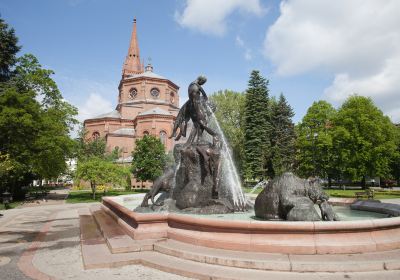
[1,0,399,125]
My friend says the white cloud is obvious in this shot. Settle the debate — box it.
[244,49,252,61]
[175,0,264,36]
[235,35,245,47]
[55,76,116,123]
[78,93,113,122]
[236,35,253,61]
[264,0,400,121]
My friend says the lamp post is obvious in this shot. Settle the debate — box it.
[2,191,13,210]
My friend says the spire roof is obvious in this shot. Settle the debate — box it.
[122,18,144,77]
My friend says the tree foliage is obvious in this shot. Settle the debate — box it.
[268,94,296,176]
[243,70,271,180]
[131,135,166,183]
[209,90,245,177]
[75,127,107,160]
[296,100,337,180]
[76,157,128,199]
[296,97,398,187]
[0,17,20,82]
[0,17,77,195]
[333,95,397,184]
[391,126,400,186]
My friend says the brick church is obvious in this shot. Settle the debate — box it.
[83,19,180,186]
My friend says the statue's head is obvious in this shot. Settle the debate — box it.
[197,75,207,85]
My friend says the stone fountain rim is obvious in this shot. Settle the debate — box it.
[103,196,400,233]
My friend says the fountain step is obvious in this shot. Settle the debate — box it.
[89,205,154,253]
[154,239,400,272]
[80,235,400,279]
[79,208,105,246]
[79,208,400,277]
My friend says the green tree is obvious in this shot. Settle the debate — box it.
[0,17,20,82]
[131,135,166,184]
[391,125,400,186]
[75,126,107,160]
[269,94,296,176]
[0,86,42,193]
[11,54,64,107]
[210,90,245,177]
[390,124,400,186]
[32,105,78,182]
[243,70,271,180]
[334,95,397,187]
[76,157,127,199]
[0,18,77,195]
[296,100,337,183]
[0,153,18,191]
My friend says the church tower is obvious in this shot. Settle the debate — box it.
[84,18,180,160]
[83,18,180,188]
[122,18,144,77]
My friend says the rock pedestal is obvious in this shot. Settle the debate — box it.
[172,143,234,214]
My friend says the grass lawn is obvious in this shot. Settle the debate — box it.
[0,201,23,210]
[244,187,400,199]
[243,187,263,194]
[325,189,400,199]
[66,189,147,203]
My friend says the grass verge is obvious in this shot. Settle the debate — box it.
[244,187,400,199]
[66,189,147,203]
[0,201,23,210]
[325,189,400,199]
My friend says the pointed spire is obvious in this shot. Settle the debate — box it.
[122,18,144,77]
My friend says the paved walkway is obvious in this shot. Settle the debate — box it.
[0,190,189,280]
[1,190,400,279]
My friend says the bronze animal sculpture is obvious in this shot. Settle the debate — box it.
[255,172,339,221]
[140,168,175,207]
[319,200,339,221]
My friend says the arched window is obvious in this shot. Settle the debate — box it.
[159,130,167,146]
[129,87,138,99]
[92,131,100,140]
[143,131,149,136]
[170,92,175,103]
[150,88,160,98]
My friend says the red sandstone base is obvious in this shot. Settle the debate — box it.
[102,197,400,255]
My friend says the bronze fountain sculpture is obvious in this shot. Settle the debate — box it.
[139,75,338,221]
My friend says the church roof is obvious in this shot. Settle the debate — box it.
[138,107,173,117]
[125,71,166,80]
[110,128,135,136]
[90,110,121,120]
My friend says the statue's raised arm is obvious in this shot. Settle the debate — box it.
[171,75,218,144]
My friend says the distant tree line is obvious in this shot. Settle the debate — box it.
[210,70,400,187]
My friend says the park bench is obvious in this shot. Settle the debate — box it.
[355,190,375,200]
[25,193,35,201]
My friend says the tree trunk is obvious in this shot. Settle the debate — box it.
[361,176,366,190]
[328,176,332,188]
[91,181,96,200]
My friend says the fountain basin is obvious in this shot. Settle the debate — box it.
[102,194,400,255]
